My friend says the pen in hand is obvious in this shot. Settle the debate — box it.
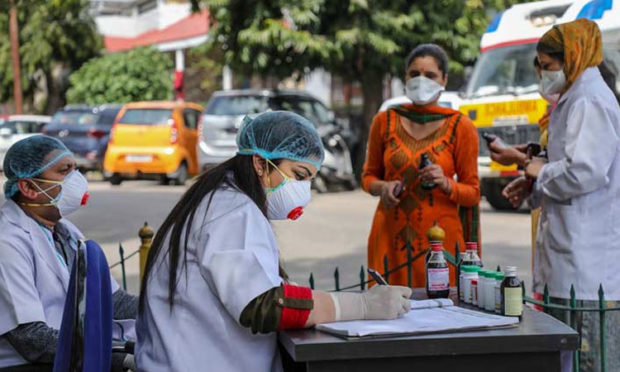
[367,268,388,285]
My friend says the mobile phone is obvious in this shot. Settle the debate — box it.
[526,143,542,157]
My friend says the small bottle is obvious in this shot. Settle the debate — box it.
[462,265,480,304]
[471,279,478,306]
[426,242,450,299]
[465,242,483,267]
[457,250,471,302]
[482,132,507,149]
[494,272,505,314]
[419,153,437,190]
[485,271,496,311]
[477,270,487,309]
[501,266,523,319]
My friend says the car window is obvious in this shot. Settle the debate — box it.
[118,109,172,125]
[205,95,268,115]
[183,109,199,129]
[51,111,99,126]
[311,101,332,123]
[97,108,121,126]
[270,97,319,125]
[3,120,46,134]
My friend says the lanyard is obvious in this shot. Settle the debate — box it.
[37,224,69,271]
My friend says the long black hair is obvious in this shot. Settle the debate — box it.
[138,155,279,313]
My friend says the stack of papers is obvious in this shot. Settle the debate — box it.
[316,299,519,338]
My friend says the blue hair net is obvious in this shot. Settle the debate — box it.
[3,135,73,198]
[236,111,325,169]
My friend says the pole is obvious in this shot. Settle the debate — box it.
[9,0,23,114]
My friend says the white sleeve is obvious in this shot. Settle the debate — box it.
[0,239,46,335]
[537,98,619,202]
[199,203,282,323]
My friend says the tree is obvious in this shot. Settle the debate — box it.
[66,47,174,104]
[0,0,102,114]
[192,0,522,173]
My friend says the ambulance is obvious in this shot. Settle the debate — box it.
[461,0,620,209]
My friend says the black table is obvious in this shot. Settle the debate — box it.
[279,290,578,372]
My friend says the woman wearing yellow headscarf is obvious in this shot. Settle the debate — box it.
[506,19,620,372]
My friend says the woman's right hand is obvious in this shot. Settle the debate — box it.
[329,285,412,322]
[380,181,402,208]
[489,144,528,166]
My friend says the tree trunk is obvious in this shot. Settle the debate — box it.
[354,69,384,180]
[45,62,71,115]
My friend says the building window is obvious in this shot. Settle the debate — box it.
[138,0,158,14]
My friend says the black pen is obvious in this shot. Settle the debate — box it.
[367,268,388,285]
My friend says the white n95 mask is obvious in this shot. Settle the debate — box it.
[539,69,566,96]
[264,162,312,220]
[405,76,445,105]
[30,170,90,217]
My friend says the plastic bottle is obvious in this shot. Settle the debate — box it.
[425,242,450,298]
[494,272,505,314]
[482,132,507,149]
[418,153,437,190]
[477,270,487,309]
[465,242,483,267]
[485,272,496,311]
[501,266,523,318]
[458,250,471,302]
[471,279,478,306]
[462,265,480,304]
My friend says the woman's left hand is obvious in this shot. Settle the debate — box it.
[525,157,547,179]
[419,164,451,194]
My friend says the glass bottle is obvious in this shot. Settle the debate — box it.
[419,153,437,190]
[465,242,483,267]
[426,242,450,299]
[501,266,523,319]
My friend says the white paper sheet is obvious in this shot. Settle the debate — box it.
[316,300,519,338]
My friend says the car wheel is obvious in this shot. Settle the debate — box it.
[159,175,170,186]
[343,178,357,191]
[312,176,328,193]
[110,174,123,186]
[173,163,189,186]
[485,179,520,210]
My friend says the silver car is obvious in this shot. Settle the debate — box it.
[0,115,51,171]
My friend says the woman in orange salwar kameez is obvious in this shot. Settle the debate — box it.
[362,44,480,288]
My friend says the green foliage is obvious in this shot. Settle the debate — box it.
[195,0,525,81]
[66,47,174,104]
[0,0,102,106]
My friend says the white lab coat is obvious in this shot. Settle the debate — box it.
[530,67,620,300]
[136,183,284,372]
[0,199,122,367]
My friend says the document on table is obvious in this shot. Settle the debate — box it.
[316,299,519,338]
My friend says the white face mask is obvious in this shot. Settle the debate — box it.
[30,170,90,217]
[539,69,566,96]
[539,91,560,104]
[405,76,445,105]
[264,163,312,220]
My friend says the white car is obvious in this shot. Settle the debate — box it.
[378,91,462,111]
[0,115,51,171]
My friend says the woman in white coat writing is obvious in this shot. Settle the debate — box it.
[136,111,412,372]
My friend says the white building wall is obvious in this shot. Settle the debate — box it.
[303,69,332,107]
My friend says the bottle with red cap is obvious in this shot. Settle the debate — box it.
[464,241,483,267]
[426,241,450,298]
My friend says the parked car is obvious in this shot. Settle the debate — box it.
[43,104,122,171]
[378,91,462,112]
[200,89,358,162]
[103,101,203,185]
[0,115,51,171]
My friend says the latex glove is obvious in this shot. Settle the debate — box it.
[330,285,412,321]
[123,354,136,371]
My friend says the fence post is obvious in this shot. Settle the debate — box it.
[309,273,314,290]
[383,254,389,284]
[139,222,154,281]
[598,285,607,372]
[359,265,365,291]
[118,243,127,291]
[406,240,412,288]
[334,267,340,291]
[570,285,579,371]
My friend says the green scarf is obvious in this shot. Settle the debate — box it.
[390,105,451,124]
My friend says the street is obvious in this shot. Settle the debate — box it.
[0,177,533,295]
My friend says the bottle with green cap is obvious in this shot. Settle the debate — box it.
[462,265,480,304]
[477,270,488,309]
[494,272,505,314]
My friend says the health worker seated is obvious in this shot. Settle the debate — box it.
[0,135,137,372]
[136,111,413,372]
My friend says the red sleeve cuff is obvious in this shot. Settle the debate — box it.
[278,284,313,330]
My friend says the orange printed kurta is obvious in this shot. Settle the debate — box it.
[362,104,480,287]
